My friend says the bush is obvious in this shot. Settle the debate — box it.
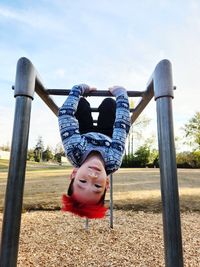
[134,145,150,167]
[122,145,151,168]
[176,151,200,168]
[122,148,200,169]
[27,149,35,161]
[42,148,54,162]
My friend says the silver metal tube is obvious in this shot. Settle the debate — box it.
[0,57,183,267]
[35,79,59,116]
[154,60,183,267]
[131,82,154,123]
[156,98,183,267]
[14,57,59,117]
[46,89,144,97]
[109,174,113,228]
[85,218,89,230]
[0,96,32,267]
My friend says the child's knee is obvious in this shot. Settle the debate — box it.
[79,97,90,106]
[99,98,116,110]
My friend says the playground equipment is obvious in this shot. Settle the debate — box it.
[0,57,183,267]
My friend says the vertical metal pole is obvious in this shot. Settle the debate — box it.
[0,58,35,267]
[0,97,32,267]
[109,174,113,228]
[154,60,183,267]
[85,218,89,230]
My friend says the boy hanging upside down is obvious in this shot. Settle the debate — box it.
[58,84,130,219]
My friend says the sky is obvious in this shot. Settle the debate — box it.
[0,0,199,151]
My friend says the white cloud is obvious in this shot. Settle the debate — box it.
[0,106,15,147]
[55,68,66,79]
[0,4,64,32]
[28,105,61,149]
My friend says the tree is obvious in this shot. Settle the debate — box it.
[54,142,64,154]
[54,142,65,163]
[42,146,54,162]
[183,112,200,150]
[34,136,45,162]
[134,144,150,167]
[126,114,151,156]
[176,151,200,168]
[0,142,10,151]
[149,148,159,167]
[27,149,35,161]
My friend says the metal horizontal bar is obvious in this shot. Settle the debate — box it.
[131,81,154,124]
[35,79,59,116]
[46,89,144,97]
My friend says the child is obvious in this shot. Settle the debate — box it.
[58,84,130,219]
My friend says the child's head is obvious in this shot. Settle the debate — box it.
[62,152,110,219]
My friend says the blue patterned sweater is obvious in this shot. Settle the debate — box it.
[58,85,131,175]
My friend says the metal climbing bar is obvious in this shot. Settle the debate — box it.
[152,60,183,267]
[132,60,183,267]
[35,79,59,116]
[0,58,60,267]
[46,89,144,97]
[0,57,183,267]
[131,81,154,123]
[109,174,114,228]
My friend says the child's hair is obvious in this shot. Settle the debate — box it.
[61,178,108,219]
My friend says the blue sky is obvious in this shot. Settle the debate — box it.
[0,0,199,150]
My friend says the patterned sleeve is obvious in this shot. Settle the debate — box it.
[58,85,84,166]
[111,92,131,160]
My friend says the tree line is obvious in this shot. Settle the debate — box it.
[1,111,199,168]
[122,111,200,168]
[26,136,65,163]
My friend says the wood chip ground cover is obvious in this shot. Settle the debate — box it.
[0,211,199,267]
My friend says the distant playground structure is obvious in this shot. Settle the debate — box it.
[0,58,183,267]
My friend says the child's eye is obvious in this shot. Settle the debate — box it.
[95,184,102,188]
[79,180,86,183]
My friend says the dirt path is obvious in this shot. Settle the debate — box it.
[0,211,199,267]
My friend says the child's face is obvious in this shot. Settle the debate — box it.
[71,155,109,205]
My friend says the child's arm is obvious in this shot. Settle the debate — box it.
[109,86,131,165]
[58,84,95,166]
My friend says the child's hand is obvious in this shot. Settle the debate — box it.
[78,84,97,94]
[108,86,127,96]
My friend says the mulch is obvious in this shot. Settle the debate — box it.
[0,210,199,266]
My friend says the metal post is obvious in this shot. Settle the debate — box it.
[46,89,144,97]
[0,56,183,267]
[154,60,183,267]
[0,58,35,267]
[0,97,32,267]
[109,174,113,228]
[85,218,89,230]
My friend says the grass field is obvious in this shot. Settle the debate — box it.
[0,159,200,212]
[1,160,200,266]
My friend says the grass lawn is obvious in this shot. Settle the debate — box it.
[0,159,200,212]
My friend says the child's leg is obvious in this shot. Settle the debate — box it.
[97,98,116,138]
[75,97,94,134]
